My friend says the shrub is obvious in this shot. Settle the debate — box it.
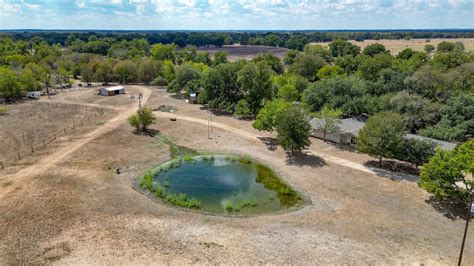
[150,76,168,86]
[127,107,156,132]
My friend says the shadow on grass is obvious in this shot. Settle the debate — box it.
[425,196,469,220]
[285,152,327,168]
[132,128,160,137]
[258,137,278,151]
[363,160,419,182]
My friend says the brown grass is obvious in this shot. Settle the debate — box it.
[314,38,474,54]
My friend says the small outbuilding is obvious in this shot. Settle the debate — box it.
[26,91,42,99]
[99,86,126,96]
[405,134,457,151]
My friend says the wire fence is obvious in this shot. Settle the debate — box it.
[0,101,106,170]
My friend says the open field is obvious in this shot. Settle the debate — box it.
[197,45,289,61]
[315,38,474,54]
[0,86,472,264]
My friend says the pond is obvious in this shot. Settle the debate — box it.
[139,155,303,216]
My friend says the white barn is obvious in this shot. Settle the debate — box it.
[99,86,126,96]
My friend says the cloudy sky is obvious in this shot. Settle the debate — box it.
[0,0,473,30]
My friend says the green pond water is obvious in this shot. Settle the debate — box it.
[144,155,302,215]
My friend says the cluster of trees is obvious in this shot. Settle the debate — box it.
[1,34,472,154]
[4,30,474,50]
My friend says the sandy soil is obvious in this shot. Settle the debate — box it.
[197,45,289,61]
[0,86,472,264]
[315,38,474,54]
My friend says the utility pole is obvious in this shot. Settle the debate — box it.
[458,171,473,266]
[138,92,143,111]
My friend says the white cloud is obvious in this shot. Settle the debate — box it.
[0,2,22,15]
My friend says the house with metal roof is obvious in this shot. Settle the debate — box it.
[309,117,458,150]
[309,117,366,145]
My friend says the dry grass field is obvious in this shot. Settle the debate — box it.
[0,86,472,264]
[197,45,289,61]
[315,38,474,54]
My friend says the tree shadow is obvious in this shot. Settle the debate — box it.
[363,160,419,182]
[425,196,469,220]
[131,128,160,137]
[285,152,327,168]
[258,137,278,151]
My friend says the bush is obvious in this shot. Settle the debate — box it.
[235,99,252,118]
[395,138,436,167]
[140,171,154,191]
[128,107,156,132]
[150,76,168,86]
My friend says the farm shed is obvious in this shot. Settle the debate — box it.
[99,86,126,96]
[309,117,366,145]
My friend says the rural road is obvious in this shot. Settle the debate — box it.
[155,111,418,181]
[0,86,151,199]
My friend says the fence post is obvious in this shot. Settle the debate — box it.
[0,162,3,170]
[43,140,46,147]
[31,145,34,153]
[17,152,21,160]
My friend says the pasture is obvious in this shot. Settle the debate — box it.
[315,38,474,54]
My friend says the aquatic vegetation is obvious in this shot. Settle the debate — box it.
[140,154,303,215]
[166,193,201,209]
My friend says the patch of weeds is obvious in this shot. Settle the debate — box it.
[154,183,166,198]
[255,164,301,207]
[183,155,194,163]
[166,193,201,209]
[240,198,258,208]
[140,171,155,192]
[224,201,234,212]
[2,181,13,187]
[96,121,105,126]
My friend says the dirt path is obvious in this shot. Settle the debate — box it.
[155,111,418,181]
[0,86,151,199]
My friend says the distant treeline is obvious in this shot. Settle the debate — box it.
[2,30,474,50]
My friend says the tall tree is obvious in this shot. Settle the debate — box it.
[356,112,405,166]
[275,106,311,154]
[419,139,474,203]
[237,61,273,115]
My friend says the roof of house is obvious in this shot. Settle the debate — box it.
[405,133,458,151]
[101,86,125,91]
[309,117,366,136]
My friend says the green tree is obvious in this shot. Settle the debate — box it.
[420,93,474,141]
[252,51,284,74]
[363,43,387,56]
[329,39,360,57]
[237,61,273,115]
[95,60,114,85]
[168,63,200,94]
[151,43,176,62]
[113,60,138,84]
[395,138,436,168]
[201,62,242,112]
[316,65,345,79]
[80,64,93,85]
[0,67,22,102]
[288,54,326,81]
[275,106,311,154]
[315,106,343,141]
[128,107,156,132]
[356,112,405,166]
[419,139,474,203]
[283,50,299,66]
[424,44,435,53]
[235,99,252,118]
[252,99,292,131]
[213,51,228,65]
[139,58,162,84]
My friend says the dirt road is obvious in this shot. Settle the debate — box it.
[0,86,151,199]
[155,111,418,181]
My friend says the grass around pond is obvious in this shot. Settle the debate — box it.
[138,134,303,214]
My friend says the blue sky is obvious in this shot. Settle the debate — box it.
[0,0,473,30]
